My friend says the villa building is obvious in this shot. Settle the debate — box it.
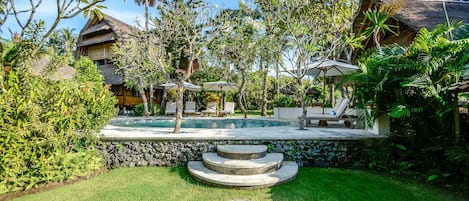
[76,14,159,109]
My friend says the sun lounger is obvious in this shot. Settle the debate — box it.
[201,102,217,116]
[220,102,235,117]
[299,98,356,128]
[184,101,198,115]
[312,97,343,115]
[165,101,176,115]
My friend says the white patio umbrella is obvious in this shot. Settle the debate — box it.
[158,81,202,92]
[202,81,237,91]
[203,81,237,110]
[304,60,359,77]
[304,60,359,114]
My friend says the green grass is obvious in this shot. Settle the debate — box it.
[11,167,465,201]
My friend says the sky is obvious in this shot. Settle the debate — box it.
[1,0,239,39]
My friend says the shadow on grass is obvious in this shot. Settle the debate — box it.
[162,166,465,201]
[168,166,205,186]
[268,168,468,201]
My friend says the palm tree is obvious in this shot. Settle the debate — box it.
[61,28,77,56]
[349,22,469,141]
[134,0,156,31]
[46,28,77,57]
[362,9,397,53]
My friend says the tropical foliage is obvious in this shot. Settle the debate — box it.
[0,0,115,195]
[350,22,469,186]
[0,56,117,194]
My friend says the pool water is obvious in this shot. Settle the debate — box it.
[110,119,289,129]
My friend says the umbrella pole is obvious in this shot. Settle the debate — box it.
[319,69,328,127]
[322,70,326,114]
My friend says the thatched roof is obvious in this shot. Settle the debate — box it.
[76,14,132,85]
[77,13,133,47]
[395,1,469,92]
[352,0,469,60]
[354,0,469,35]
[97,64,123,85]
[32,56,76,81]
[393,1,469,31]
[80,21,111,36]
[77,32,116,47]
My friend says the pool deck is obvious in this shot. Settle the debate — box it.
[101,117,385,141]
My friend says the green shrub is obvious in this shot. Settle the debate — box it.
[272,94,298,107]
[0,57,117,194]
[205,93,220,103]
[134,104,145,116]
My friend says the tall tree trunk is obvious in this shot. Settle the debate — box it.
[145,0,152,115]
[238,71,248,118]
[149,82,154,116]
[138,77,149,117]
[330,79,335,106]
[261,63,268,116]
[453,97,460,143]
[173,81,184,133]
[298,77,306,130]
[345,86,350,98]
[374,31,382,53]
[160,89,167,115]
[340,86,346,99]
[275,61,280,96]
[145,0,149,31]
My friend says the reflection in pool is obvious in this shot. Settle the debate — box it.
[110,119,289,129]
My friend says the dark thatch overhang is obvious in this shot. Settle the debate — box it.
[77,32,116,47]
[355,0,469,34]
[98,64,124,85]
[80,21,111,36]
[77,13,133,48]
[353,0,469,61]
[393,1,469,32]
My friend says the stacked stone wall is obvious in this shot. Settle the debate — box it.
[99,139,372,168]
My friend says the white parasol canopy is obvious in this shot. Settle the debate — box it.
[158,81,202,92]
[203,81,237,91]
[304,59,359,114]
[303,60,359,77]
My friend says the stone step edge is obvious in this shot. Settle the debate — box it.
[187,161,298,189]
[217,145,267,160]
[202,153,283,175]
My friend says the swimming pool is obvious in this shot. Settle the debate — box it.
[110,118,290,129]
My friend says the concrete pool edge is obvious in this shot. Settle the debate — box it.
[101,117,385,141]
[108,116,292,129]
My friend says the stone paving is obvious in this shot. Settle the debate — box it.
[101,117,384,141]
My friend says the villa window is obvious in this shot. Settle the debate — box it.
[94,59,105,66]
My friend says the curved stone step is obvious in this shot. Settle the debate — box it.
[203,153,283,175]
[188,161,298,189]
[217,145,267,160]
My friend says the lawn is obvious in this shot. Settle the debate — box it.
[11,167,465,201]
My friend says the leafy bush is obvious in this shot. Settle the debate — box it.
[272,94,298,107]
[205,93,220,103]
[167,89,178,101]
[0,57,117,194]
[350,23,469,188]
[134,104,145,116]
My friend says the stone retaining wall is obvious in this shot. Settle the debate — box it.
[99,139,372,168]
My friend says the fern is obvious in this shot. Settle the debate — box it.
[445,145,469,167]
